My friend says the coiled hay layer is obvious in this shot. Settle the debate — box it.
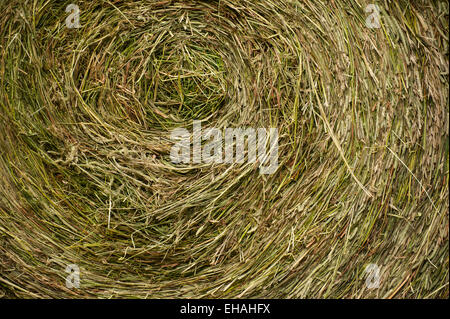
[0,0,448,298]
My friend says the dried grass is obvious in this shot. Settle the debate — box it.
[0,0,448,298]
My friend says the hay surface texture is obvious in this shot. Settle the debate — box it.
[0,0,448,298]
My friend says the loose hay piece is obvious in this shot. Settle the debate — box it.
[0,0,448,298]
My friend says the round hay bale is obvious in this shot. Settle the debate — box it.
[0,0,448,298]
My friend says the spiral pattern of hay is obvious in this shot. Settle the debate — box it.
[0,0,448,298]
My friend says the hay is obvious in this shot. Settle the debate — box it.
[0,0,448,298]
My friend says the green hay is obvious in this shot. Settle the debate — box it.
[0,0,448,298]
